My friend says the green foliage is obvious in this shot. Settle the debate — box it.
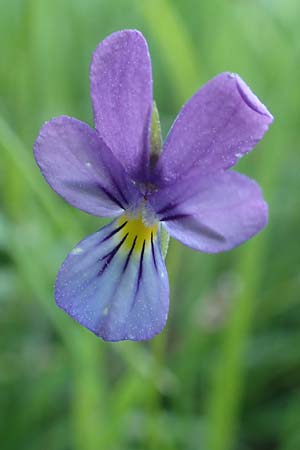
[1,1,300,449]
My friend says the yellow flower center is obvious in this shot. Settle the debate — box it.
[117,213,158,254]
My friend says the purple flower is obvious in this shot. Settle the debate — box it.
[34,30,273,341]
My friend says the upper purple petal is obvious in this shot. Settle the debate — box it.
[149,170,268,253]
[90,30,153,181]
[34,116,139,217]
[155,72,273,183]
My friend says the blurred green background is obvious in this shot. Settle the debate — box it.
[1,0,300,449]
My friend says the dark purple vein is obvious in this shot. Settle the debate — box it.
[130,239,146,312]
[98,233,128,276]
[136,240,145,295]
[108,172,129,206]
[157,202,179,216]
[150,233,157,272]
[97,184,125,209]
[160,213,190,222]
[100,221,127,243]
[123,236,137,273]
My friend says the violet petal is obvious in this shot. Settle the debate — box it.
[90,30,153,181]
[150,170,268,253]
[34,116,139,217]
[155,72,273,183]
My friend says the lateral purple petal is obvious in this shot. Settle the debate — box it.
[150,171,268,253]
[55,220,169,341]
[90,30,153,180]
[34,116,139,217]
[155,72,273,182]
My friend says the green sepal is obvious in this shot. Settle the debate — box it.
[160,226,170,259]
[150,101,162,166]
[150,102,168,257]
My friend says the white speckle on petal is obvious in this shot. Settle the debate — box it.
[235,152,243,159]
[103,306,109,316]
[71,247,83,255]
[85,161,92,168]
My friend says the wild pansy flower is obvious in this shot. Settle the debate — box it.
[34,30,273,341]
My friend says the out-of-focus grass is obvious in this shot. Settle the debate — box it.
[1,1,300,449]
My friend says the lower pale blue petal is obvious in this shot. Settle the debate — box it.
[55,219,169,341]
